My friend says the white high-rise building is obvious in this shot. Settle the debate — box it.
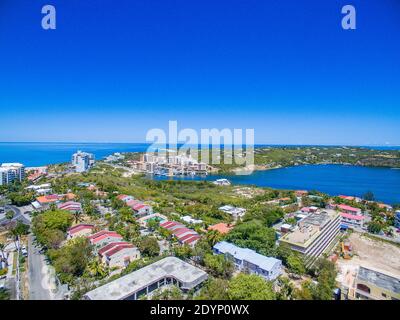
[71,151,95,173]
[0,163,25,185]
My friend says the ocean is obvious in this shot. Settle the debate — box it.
[1,142,399,204]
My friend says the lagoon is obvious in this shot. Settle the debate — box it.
[153,164,400,205]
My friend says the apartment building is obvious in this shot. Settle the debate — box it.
[213,241,282,281]
[339,265,400,300]
[84,257,208,300]
[0,163,25,185]
[71,150,95,173]
[279,209,341,266]
[98,242,140,268]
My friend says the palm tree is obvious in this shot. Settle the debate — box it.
[205,230,222,246]
[73,210,84,224]
[86,259,108,279]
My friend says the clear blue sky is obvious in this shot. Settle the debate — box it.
[0,0,399,145]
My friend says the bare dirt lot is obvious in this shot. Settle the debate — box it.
[338,232,400,277]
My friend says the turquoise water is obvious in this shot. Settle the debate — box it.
[1,142,399,204]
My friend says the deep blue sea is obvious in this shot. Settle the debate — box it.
[1,142,399,204]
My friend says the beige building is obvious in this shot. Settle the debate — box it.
[279,209,341,265]
[67,224,94,239]
[98,242,141,269]
[339,265,400,300]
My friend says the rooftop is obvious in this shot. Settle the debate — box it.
[208,223,233,234]
[214,241,281,271]
[84,257,208,300]
[280,209,339,246]
[357,266,400,294]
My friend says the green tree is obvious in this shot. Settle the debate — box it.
[368,221,383,234]
[72,210,84,224]
[32,209,73,248]
[5,210,14,220]
[294,280,315,300]
[48,237,93,284]
[226,220,276,256]
[204,230,222,247]
[276,277,295,300]
[173,244,193,260]
[197,278,229,300]
[203,253,234,279]
[83,202,96,216]
[147,218,159,231]
[84,258,109,279]
[286,253,306,275]
[227,273,276,300]
[138,236,160,257]
[151,285,183,300]
[0,288,10,300]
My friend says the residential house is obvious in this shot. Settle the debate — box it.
[337,204,362,215]
[340,212,365,229]
[98,242,140,268]
[58,201,82,212]
[67,224,94,239]
[219,205,246,219]
[207,223,233,235]
[160,221,200,247]
[213,241,282,281]
[88,230,123,248]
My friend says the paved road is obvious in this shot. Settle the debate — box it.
[27,235,52,300]
[0,205,31,226]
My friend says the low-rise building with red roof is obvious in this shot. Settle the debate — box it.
[58,201,82,212]
[67,224,95,239]
[160,221,200,247]
[98,241,140,268]
[208,223,233,235]
[88,230,123,247]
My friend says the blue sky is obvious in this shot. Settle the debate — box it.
[0,0,399,145]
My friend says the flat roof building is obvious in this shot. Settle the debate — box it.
[83,257,208,300]
[279,209,341,265]
[0,163,25,186]
[339,265,400,300]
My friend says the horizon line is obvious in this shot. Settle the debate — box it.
[0,141,399,148]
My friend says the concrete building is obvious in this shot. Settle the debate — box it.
[0,163,25,185]
[340,212,365,229]
[83,257,208,300]
[71,150,95,173]
[279,209,341,266]
[219,205,246,220]
[213,241,282,281]
[339,265,400,300]
[181,215,203,225]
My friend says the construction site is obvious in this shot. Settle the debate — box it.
[335,231,400,300]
